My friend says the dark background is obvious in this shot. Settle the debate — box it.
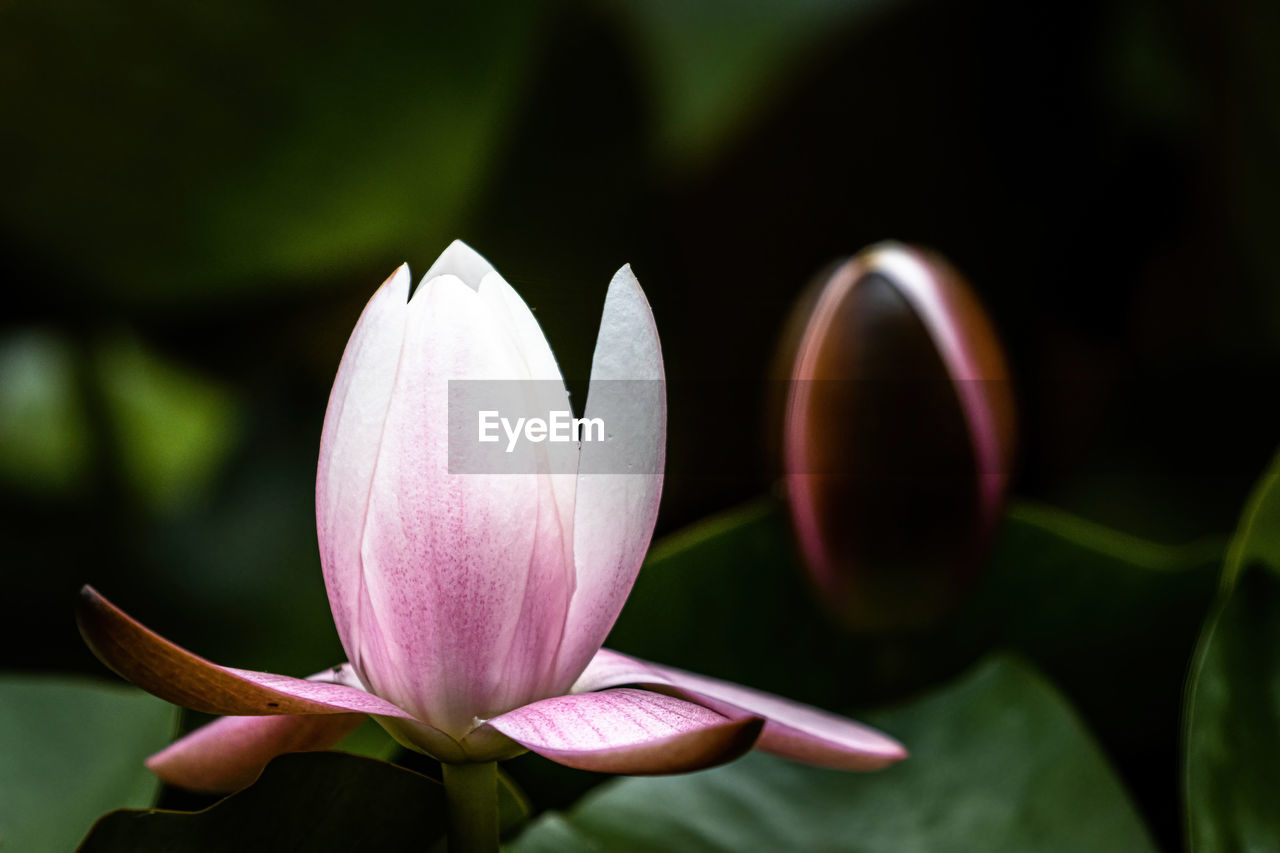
[1,0,1277,842]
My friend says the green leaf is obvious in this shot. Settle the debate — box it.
[0,676,176,853]
[1183,568,1280,853]
[507,813,597,852]
[81,752,448,852]
[1183,448,1280,852]
[515,657,1156,852]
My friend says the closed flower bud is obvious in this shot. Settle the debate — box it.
[782,243,1015,631]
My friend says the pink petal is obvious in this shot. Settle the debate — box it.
[574,650,907,770]
[76,586,416,720]
[555,266,666,686]
[147,663,379,793]
[316,264,412,672]
[147,712,363,794]
[483,688,762,775]
[356,274,558,733]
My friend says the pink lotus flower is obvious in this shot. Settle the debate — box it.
[78,242,905,796]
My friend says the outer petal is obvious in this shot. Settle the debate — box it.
[356,274,544,734]
[482,688,762,775]
[147,663,371,793]
[573,650,907,771]
[147,713,362,794]
[555,266,666,685]
[76,586,416,720]
[316,264,411,670]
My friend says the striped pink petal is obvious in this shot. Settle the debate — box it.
[483,688,762,774]
[573,649,906,770]
[147,712,363,793]
[146,662,380,792]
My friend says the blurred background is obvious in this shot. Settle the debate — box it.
[1,0,1278,845]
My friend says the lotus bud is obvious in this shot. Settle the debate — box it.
[781,242,1015,631]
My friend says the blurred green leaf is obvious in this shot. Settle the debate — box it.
[0,0,542,301]
[603,0,888,165]
[80,752,447,852]
[1184,449,1280,852]
[514,656,1156,852]
[95,333,241,512]
[0,331,90,493]
[1183,568,1280,853]
[508,813,597,852]
[0,675,176,853]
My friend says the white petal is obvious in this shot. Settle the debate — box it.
[316,264,411,662]
[422,239,496,291]
[554,265,666,685]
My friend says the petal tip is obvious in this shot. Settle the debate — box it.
[381,263,412,301]
[876,739,909,763]
[423,239,495,290]
[76,583,100,611]
[609,263,643,298]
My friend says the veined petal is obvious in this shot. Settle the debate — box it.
[76,586,415,719]
[147,713,361,793]
[317,264,411,667]
[574,650,907,770]
[357,275,543,733]
[147,663,373,793]
[483,688,761,774]
[555,266,666,686]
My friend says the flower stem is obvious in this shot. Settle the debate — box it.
[442,761,499,853]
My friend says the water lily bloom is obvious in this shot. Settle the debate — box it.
[78,241,905,796]
[782,243,1015,630]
